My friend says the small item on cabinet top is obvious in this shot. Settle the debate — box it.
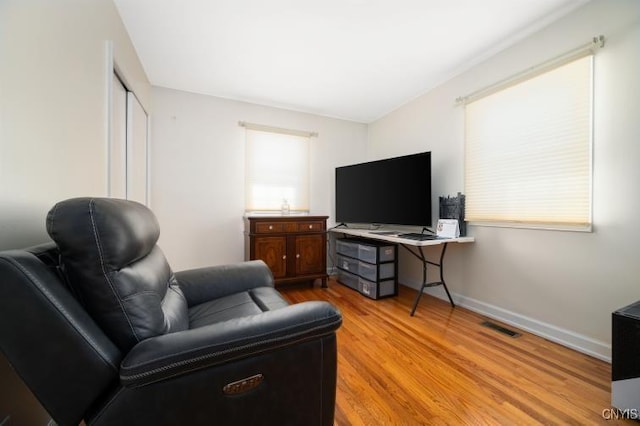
[281,199,290,215]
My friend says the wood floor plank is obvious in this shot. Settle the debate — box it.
[280,280,633,425]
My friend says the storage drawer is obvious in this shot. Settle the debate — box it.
[358,277,396,300]
[336,239,359,258]
[337,269,359,291]
[358,243,395,263]
[297,221,324,232]
[358,261,395,282]
[337,254,358,275]
[255,222,284,233]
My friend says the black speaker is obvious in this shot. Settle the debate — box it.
[612,300,640,411]
[439,193,466,236]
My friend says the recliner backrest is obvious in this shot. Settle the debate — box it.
[46,197,189,352]
[0,243,122,426]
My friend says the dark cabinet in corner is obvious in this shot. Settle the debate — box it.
[245,215,328,287]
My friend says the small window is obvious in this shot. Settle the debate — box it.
[464,55,593,230]
[245,129,310,212]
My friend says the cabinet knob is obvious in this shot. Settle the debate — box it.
[296,254,300,259]
[282,255,286,260]
[269,225,273,230]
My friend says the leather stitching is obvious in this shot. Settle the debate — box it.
[120,318,341,386]
[89,199,140,342]
[122,312,340,372]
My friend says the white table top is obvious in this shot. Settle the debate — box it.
[329,227,474,247]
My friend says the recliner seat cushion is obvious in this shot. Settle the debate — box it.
[47,197,189,351]
[188,287,288,328]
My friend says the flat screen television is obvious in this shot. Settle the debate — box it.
[335,152,432,227]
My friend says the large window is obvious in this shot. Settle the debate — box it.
[464,54,594,230]
[244,127,310,212]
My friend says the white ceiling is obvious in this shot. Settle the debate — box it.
[113,0,588,123]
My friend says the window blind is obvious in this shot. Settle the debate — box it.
[464,55,593,229]
[245,129,310,212]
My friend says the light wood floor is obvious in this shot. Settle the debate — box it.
[280,279,632,425]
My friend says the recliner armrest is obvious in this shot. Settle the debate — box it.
[120,301,341,387]
[175,260,274,306]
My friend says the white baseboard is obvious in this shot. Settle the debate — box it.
[409,283,611,362]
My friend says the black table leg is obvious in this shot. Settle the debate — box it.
[403,243,454,316]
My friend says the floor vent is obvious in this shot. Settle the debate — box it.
[481,321,521,338]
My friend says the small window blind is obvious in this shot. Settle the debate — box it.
[464,55,593,229]
[245,129,310,212]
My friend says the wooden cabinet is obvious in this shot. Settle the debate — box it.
[246,216,328,287]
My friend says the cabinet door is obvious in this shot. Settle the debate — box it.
[295,234,324,275]
[254,236,287,278]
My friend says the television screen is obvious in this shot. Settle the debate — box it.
[335,152,432,227]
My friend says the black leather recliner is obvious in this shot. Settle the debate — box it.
[0,198,342,426]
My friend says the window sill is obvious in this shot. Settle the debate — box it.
[467,221,592,233]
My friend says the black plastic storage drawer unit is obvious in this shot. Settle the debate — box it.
[335,238,398,299]
[336,254,359,276]
[358,277,396,299]
[337,268,359,291]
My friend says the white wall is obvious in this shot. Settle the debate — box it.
[368,0,640,360]
[0,0,151,250]
[0,0,151,422]
[151,87,367,271]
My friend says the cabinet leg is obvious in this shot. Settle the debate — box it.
[321,277,328,288]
